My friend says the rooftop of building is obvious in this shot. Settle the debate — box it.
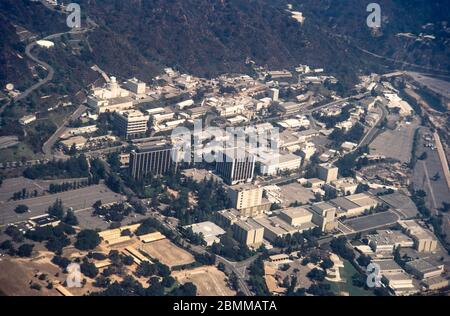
[280,206,312,219]
[185,221,226,238]
[366,230,413,246]
[405,258,443,273]
[235,218,264,231]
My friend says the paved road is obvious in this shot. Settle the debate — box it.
[42,104,87,157]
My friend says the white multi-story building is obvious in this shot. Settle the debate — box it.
[87,77,134,113]
[258,151,302,176]
[114,110,149,139]
[124,77,146,95]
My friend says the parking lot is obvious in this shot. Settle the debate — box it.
[0,184,125,227]
[342,210,400,233]
[370,121,419,163]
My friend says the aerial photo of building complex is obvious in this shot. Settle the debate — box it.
[0,0,449,303]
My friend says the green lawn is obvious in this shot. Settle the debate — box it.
[325,259,374,296]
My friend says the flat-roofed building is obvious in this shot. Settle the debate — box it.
[317,164,339,183]
[308,202,337,232]
[187,106,209,119]
[88,96,134,114]
[382,271,416,296]
[372,259,404,274]
[278,102,300,115]
[398,220,438,253]
[253,215,316,242]
[330,193,379,218]
[129,140,175,179]
[114,110,149,139]
[324,177,359,196]
[259,152,302,176]
[216,148,255,185]
[366,230,414,253]
[405,258,444,280]
[215,209,241,227]
[227,184,269,217]
[232,219,264,247]
[422,276,449,291]
[184,221,226,246]
[268,254,290,264]
[124,77,146,94]
[278,206,313,227]
[306,178,326,188]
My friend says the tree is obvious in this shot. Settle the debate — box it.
[75,230,101,250]
[48,199,64,219]
[218,262,226,272]
[330,236,355,261]
[162,276,176,288]
[320,257,334,270]
[170,282,197,296]
[81,261,99,278]
[17,244,34,257]
[14,204,29,214]
[307,268,326,282]
[63,210,79,226]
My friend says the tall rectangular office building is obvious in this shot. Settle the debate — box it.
[215,148,255,185]
[129,141,175,180]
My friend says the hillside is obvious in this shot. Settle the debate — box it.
[0,0,449,96]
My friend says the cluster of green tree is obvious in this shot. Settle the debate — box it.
[194,252,216,266]
[74,230,101,251]
[306,283,334,296]
[307,268,327,282]
[27,121,57,153]
[93,202,133,223]
[411,190,431,218]
[210,233,255,262]
[105,174,125,194]
[23,155,89,180]
[4,225,24,242]
[328,123,365,146]
[135,260,171,279]
[0,240,34,257]
[11,188,39,200]
[51,256,71,270]
[91,274,196,296]
[25,223,75,254]
[272,229,321,252]
[81,259,99,279]
[248,256,270,296]
[135,218,174,239]
[336,146,369,177]
[181,227,205,246]
[90,158,107,184]
[48,199,65,219]
[164,176,231,226]
[48,180,90,194]
[14,204,29,214]
[313,103,353,128]
[409,129,421,168]
[330,236,355,261]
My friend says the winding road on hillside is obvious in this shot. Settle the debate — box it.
[0,2,98,157]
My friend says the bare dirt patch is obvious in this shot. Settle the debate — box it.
[172,266,236,296]
[139,239,194,268]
